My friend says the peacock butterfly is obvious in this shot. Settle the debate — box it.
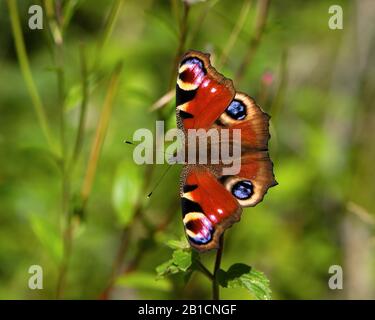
[176,50,277,252]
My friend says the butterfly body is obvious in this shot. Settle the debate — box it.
[176,50,276,251]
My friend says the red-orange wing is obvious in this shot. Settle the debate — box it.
[180,166,241,251]
[176,51,277,252]
[176,50,235,131]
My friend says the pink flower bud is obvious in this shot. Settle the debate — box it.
[262,71,274,86]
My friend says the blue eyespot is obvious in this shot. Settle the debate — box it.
[226,100,246,120]
[189,231,212,245]
[232,180,253,200]
[181,57,204,70]
[185,217,213,244]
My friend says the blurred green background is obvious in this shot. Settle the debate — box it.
[0,0,374,299]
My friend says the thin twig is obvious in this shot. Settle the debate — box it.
[71,44,89,166]
[213,234,224,300]
[188,0,219,46]
[81,64,123,299]
[150,89,175,112]
[103,0,197,298]
[196,260,214,281]
[168,1,190,90]
[61,0,80,33]
[235,0,271,83]
[42,0,72,299]
[104,1,193,297]
[102,165,153,297]
[347,202,375,226]
[219,0,253,68]
[56,221,72,298]
[81,63,123,209]
[44,0,63,45]
[102,167,179,298]
[48,1,74,299]
[269,50,288,120]
[6,0,56,151]
[93,0,124,70]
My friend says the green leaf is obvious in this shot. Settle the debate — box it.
[156,259,181,278]
[166,236,189,250]
[112,161,142,226]
[217,263,272,300]
[156,244,196,278]
[65,83,82,111]
[172,249,192,271]
[62,0,80,30]
[64,75,97,111]
[116,272,172,291]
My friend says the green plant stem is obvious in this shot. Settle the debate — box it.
[93,0,124,70]
[235,0,271,83]
[81,63,123,210]
[168,1,190,90]
[104,164,154,294]
[56,221,72,298]
[44,0,63,45]
[104,1,192,293]
[121,196,180,275]
[219,0,252,68]
[71,44,89,166]
[188,0,219,47]
[61,0,80,33]
[213,234,224,300]
[196,261,214,281]
[6,0,55,151]
[46,1,72,299]
[269,50,288,121]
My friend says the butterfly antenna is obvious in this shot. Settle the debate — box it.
[147,164,172,198]
[123,139,175,158]
[124,139,176,197]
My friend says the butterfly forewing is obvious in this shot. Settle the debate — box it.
[176,51,235,130]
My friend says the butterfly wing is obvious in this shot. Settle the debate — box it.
[214,91,277,206]
[214,92,271,150]
[176,51,235,131]
[180,166,242,251]
[219,152,277,208]
[176,50,276,251]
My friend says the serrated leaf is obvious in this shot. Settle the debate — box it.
[218,263,271,300]
[156,245,196,279]
[172,249,192,271]
[112,161,142,226]
[156,259,180,278]
[116,272,171,291]
[166,236,189,250]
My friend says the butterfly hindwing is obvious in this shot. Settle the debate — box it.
[180,166,241,251]
[219,152,277,208]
